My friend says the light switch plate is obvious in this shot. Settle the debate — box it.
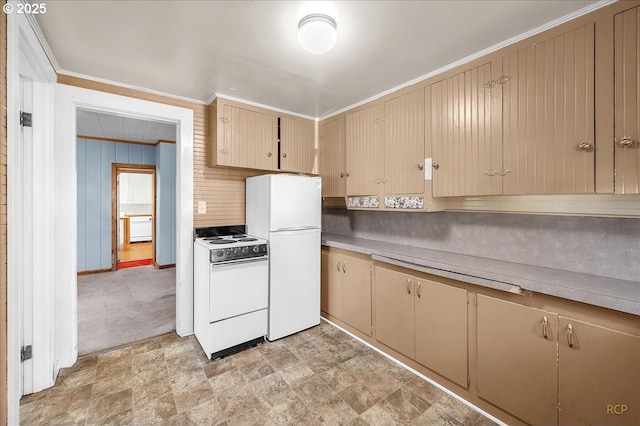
[197,201,207,214]
[424,158,433,180]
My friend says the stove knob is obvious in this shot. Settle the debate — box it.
[252,246,259,253]
[242,247,249,255]
[216,250,224,257]
[225,249,231,255]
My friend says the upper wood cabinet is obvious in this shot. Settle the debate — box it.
[209,98,317,174]
[319,117,346,197]
[345,104,384,195]
[344,89,427,200]
[279,116,315,174]
[384,88,425,195]
[210,99,277,170]
[614,6,640,193]
[502,23,595,195]
[428,61,502,197]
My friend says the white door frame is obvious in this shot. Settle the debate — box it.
[7,7,56,425]
[54,86,194,369]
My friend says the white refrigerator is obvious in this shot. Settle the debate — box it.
[246,174,321,340]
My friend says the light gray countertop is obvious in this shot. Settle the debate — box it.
[321,233,640,316]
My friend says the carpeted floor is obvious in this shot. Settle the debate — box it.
[78,266,176,355]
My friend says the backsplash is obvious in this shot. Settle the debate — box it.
[322,209,640,282]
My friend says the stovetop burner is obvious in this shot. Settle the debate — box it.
[195,226,267,263]
[209,239,236,245]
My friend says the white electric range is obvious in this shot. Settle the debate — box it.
[193,226,268,360]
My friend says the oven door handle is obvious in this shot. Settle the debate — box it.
[210,257,268,267]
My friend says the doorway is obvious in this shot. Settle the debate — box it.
[75,111,178,355]
[113,166,156,270]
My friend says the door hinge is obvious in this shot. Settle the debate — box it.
[21,345,32,362]
[20,111,32,128]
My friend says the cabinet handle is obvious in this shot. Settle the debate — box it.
[567,324,575,348]
[577,142,594,152]
[220,117,229,123]
[541,316,549,339]
[432,163,440,170]
[342,263,346,273]
[345,172,350,177]
[267,152,272,157]
[282,153,287,158]
[416,281,421,298]
[406,278,411,294]
[618,137,635,148]
[340,172,344,178]
[417,164,424,171]
[336,261,341,272]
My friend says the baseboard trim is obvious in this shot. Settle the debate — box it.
[77,268,112,276]
[154,263,176,270]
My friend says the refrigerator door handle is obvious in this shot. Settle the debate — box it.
[274,226,319,232]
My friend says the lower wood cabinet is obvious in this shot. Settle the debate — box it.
[375,267,469,388]
[320,252,343,318]
[415,278,468,389]
[374,267,415,358]
[477,295,559,426]
[478,295,640,426]
[321,251,372,336]
[558,317,640,426]
[323,249,640,426]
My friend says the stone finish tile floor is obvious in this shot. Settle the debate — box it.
[20,321,498,425]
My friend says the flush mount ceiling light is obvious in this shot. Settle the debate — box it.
[298,13,338,54]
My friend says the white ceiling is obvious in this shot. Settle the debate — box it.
[77,109,176,144]
[36,1,601,119]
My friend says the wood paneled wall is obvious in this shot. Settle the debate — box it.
[1,1,8,423]
[57,75,262,228]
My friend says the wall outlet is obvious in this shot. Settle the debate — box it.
[197,201,207,214]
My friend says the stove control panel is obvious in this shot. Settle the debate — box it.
[209,243,268,263]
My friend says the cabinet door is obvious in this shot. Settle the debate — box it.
[374,267,414,358]
[218,104,277,170]
[428,61,502,197]
[503,23,595,194]
[342,256,371,336]
[477,295,558,426]
[346,104,384,195]
[384,88,425,195]
[558,317,640,426]
[319,118,346,197]
[614,6,640,193]
[320,252,343,319]
[280,116,315,174]
[414,279,468,388]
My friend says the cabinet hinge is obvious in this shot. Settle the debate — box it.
[21,345,32,362]
[20,111,32,128]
